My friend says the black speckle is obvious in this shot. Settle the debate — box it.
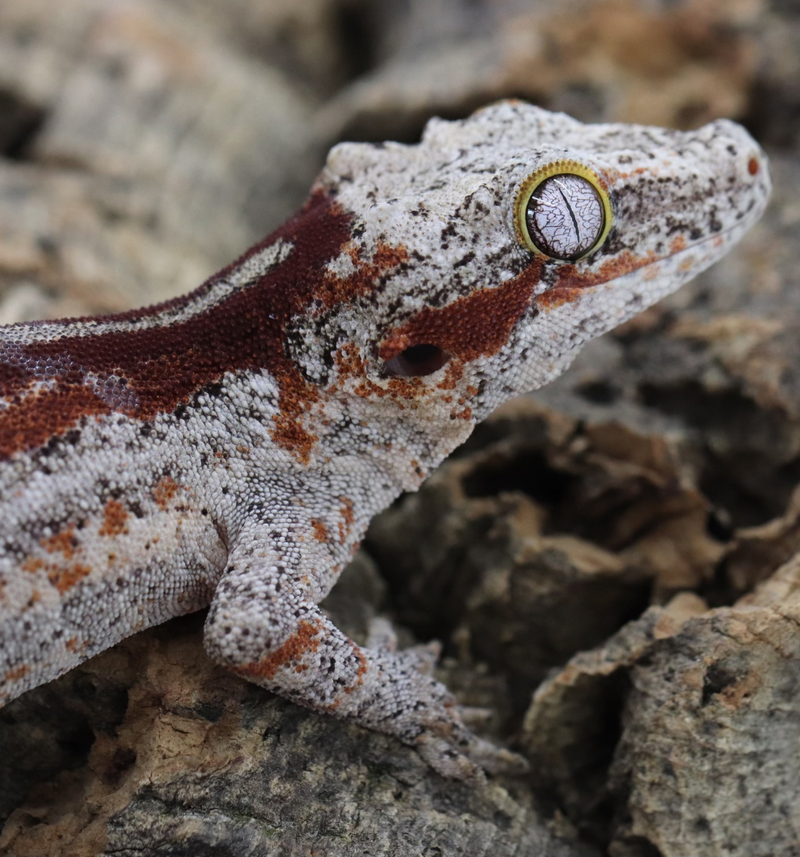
[701,662,737,705]
[576,380,620,405]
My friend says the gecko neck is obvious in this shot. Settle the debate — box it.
[0,192,357,463]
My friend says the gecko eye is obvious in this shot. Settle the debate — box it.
[385,344,449,377]
[515,160,613,261]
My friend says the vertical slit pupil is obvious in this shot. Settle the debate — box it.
[526,173,604,260]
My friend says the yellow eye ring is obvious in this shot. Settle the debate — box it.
[514,160,613,261]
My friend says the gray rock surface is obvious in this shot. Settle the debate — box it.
[609,564,800,857]
[0,0,321,317]
[321,0,761,142]
[0,556,590,857]
[367,401,724,708]
[523,557,800,856]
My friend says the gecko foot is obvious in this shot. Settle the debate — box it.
[365,630,529,782]
[209,570,528,783]
[415,729,530,783]
[366,616,441,675]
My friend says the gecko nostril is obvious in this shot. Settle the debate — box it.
[385,344,449,377]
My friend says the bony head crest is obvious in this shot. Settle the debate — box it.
[514,160,613,261]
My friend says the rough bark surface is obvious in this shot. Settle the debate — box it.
[1,0,799,855]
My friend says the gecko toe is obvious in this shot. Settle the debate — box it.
[464,735,531,776]
[366,618,441,675]
[365,616,398,652]
[397,640,441,675]
[415,733,487,785]
[412,706,530,782]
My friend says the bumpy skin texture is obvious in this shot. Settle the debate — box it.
[0,103,770,780]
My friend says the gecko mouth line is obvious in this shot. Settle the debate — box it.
[540,212,762,299]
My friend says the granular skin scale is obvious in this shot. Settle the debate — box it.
[0,103,771,780]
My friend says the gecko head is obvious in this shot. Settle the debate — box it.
[286,102,770,467]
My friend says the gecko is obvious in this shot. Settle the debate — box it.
[0,102,770,781]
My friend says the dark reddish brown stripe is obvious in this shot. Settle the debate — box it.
[0,191,351,408]
[552,250,656,292]
[379,259,543,363]
[0,381,112,462]
[535,250,657,311]
[0,192,406,461]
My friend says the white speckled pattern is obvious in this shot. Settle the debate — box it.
[0,103,771,780]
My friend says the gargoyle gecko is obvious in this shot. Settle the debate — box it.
[0,102,770,780]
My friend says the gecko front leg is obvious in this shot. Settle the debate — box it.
[203,519,522,781]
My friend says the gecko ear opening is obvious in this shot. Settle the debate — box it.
[384,344,450,377]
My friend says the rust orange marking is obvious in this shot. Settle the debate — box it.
[48,563,92,594]
[0,383,112,464]
[270,366,320,466]
[554,250,656,291]
[22,557,45,574]
[343,647,368,694]
[22,589,41,612]
[535,287,577,311]
[4,664,28,683]
[436,359,465,391]
[314,242,408,311]
[333,342,426,404]
[337,496,355,544]
[328,645,369,709]
[748,157,759,176]
[236,619,323,682]
[670,235,687,253]
[24,552,93,594]
[311,519,328,542]
[536,250,659,312]
[153,476,179,509]
[41,523,78,559]
[65,637,80,652]
[98,499,129,537]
